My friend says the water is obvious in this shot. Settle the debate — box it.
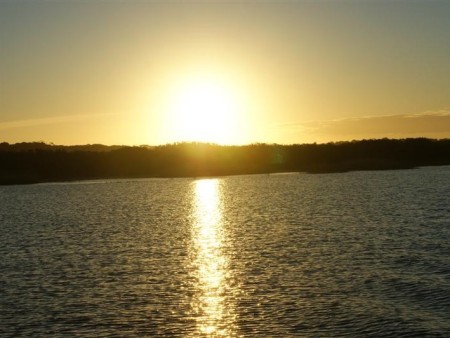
[1,167,449,337]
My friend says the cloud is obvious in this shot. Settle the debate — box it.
[0,113,117,131]
[285,110,450,143]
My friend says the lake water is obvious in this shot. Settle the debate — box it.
[1,167,449,337]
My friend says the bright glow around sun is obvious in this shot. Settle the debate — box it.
[165,73,246,144]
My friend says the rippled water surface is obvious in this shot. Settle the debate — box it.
[1,167,450,336]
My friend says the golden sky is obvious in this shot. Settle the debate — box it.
[1,1,449,145]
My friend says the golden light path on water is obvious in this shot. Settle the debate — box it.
[190,179,236,336]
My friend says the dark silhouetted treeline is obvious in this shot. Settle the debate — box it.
[1,138,450,184]
[0,142,124,152]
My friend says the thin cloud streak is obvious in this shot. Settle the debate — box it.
[283,110,450,143]
[0,113,118,132]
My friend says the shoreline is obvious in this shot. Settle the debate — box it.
[2,138,449,186]
[1,165,436,186]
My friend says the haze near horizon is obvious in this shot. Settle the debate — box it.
[1,0,449,146]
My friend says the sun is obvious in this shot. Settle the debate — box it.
[166,74,244,144]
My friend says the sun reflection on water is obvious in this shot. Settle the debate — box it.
[190,179,235,336]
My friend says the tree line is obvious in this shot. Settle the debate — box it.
[1,138,450,184]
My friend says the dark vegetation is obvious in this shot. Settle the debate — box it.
[1,138,450,185]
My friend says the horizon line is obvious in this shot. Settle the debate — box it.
[2,136,450,149]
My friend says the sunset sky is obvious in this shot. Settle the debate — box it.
[1,0,449,146]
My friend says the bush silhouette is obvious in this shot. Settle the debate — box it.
[1,138,449,184]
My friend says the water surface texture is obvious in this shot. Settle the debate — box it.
[1,167,450,336]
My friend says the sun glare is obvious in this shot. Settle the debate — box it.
[166,74,245,144]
